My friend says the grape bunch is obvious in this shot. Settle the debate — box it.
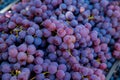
[0,0,120,80]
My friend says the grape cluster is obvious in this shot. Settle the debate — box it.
[0,0,120,80]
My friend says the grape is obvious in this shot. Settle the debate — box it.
[33,64,42,74]
[42,29,51,37]
[2,73,11,80]
[15,17,23,25]
[34,0,42,8]
[65,11,75,20]
[36,73,45,80]
[70,20,78,27]
[64,0,72,5]
[45,0,51,4]
[8,47,18,58]
[107,62,112,69]
[53,36,62,45]
[48,65,57,74]
[0,38,4,44]
[17,52,27,63]
[1,33,8,40]
[44,59,51,64]
[64,72,71,80]
[57,28,66,37]
[1,62,11,73]
[34,57,43,65]
[44,78,50,80]
[8,21,16,29]
[27,55,34,63]
[8,56,17,63]
[107,9,113,16]
[27,44,36,55]
[22,19,30,27]
[100,0,109,7]
[35,30,43,37]
[100,63,107,70]
[5,38,14,45]
[18,43,27,52]
[25,62,32,69]
[90,75,100,80]
[31,23,39,30]
[27,27,35,35]
[72,72,81,80]
[47,45,56,53]
[60,3,67,10]
[13,63,20,70]
[42,63,48,71]
[0,43,7,52]
[56,70,65,79]
[1,52,8,60]
[48,74,55,80]
[10,76,17,80]
[58,64,67,72]
[25,35,34,44]
[34,17,42,24]
[35,50,44,57]
[48,53,57,61]
[34,37,42,46]
[58,57,67,64]
[19,30,26,39]
[18,72,29,80]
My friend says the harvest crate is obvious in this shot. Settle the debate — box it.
[0,0,19,13]
[106,60,120,80]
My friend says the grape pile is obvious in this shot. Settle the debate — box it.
[0,0,120,80]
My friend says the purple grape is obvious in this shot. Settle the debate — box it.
[64,0,72,5]
[27,44,36,55]
[34,37,42,46]
[10,76,17,80]
[35,30,43,37]
[27,55,34,63]
[8,22,16,29]
[56,70,65,79]
[36,73,45,80]
[34,57,43,65]
[60,3,67,10]
[13,63,21,70]
[64,72,71,80]
[1,52,8,60]
[65,11,75,20]
[48,65,57,74]
[27,27,35,35]
[19,30,26,39]
[8,56,17,63]
[58,64,67,72]
[35,50,44,57]
[17,52,27,63]
[33,64,43,74]
[25,35,34,44]
[8,47,18,58]
[1,62,11,73]
[2,73,11,80]
[18,43,27,52]
[48,53,57,61]
[72,72,81,80]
